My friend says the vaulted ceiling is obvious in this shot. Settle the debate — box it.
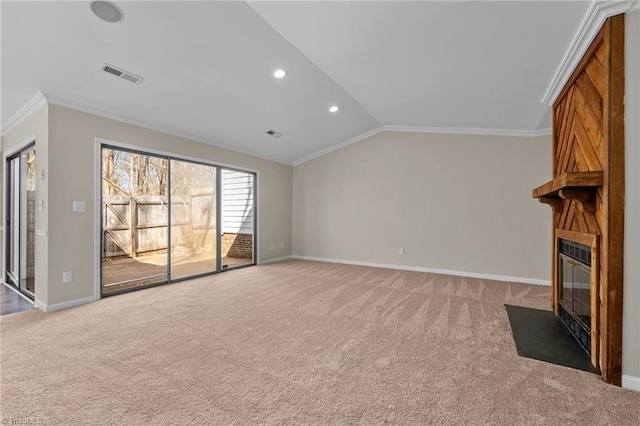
[1,1,591,164]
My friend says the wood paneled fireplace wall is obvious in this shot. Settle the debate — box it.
[532,15,624,385]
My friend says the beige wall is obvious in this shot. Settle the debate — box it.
[623,9,640,387]
[293,131,552,282]
[44,104,292,306]
[1,107,49,303]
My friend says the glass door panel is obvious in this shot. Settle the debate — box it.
[24,149,36,294]
[170,160,217,279]
[5,146,36,298]
[6,155,20,288]
[101,148,168,294]
[221,170,255,269]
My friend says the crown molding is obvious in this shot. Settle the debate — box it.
[541,0,635,106]
[292,125,552,166]
[3,91,292,165]
[1,91,47,137]
[42,92,293,166]
[382,125,551,138]
[533,128,553,136]
[6,94,551,169]
[292,126,384,166]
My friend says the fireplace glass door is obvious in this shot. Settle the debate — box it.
[560,256,591,328]
[558,239,592,355]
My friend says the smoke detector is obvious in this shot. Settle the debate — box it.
[90,1,124,23]
[266,130,283,138]
[102,63,143,84]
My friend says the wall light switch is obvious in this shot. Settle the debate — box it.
[38,200,44,211]
[73,201,86,213]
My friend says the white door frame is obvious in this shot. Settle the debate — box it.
[2,134,37,298]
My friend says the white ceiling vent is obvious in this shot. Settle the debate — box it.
[102,63,143,84]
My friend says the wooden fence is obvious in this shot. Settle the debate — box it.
[102,191,216,258]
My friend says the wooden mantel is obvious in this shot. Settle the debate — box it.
[532,171,603,214]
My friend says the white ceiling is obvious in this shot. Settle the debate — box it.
[1,1,591,164]
[250,1,590,133]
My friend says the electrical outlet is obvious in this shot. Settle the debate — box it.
[399,248,405,255]
[62,271,73,283]
[269,244,275,250]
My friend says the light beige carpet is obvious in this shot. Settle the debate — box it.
[1,260,639,425]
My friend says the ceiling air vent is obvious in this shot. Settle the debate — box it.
[266,129,282,138]
[102,63,143,84]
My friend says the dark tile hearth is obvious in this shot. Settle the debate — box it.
[505,304,599,374]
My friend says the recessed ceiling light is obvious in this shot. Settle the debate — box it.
[90,1,124,23]
[329,105,339,113]
[273,69,287,79]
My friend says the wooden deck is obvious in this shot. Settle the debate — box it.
[102,254,252,294]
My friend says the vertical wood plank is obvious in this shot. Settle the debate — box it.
[130,198,138,259]
[552,232,559,314]
[602,14,625,386]
[591,238,600,367]
[599,16,612,385]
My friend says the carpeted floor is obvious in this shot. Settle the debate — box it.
[1,260,639,425]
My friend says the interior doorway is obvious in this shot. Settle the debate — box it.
[5,143,36,300]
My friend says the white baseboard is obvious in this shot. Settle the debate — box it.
[35,296,97,313]
[259,255,292,265]
[623,375,640,391]
[291,255,550,286]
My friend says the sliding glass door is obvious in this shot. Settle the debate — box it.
[5,144,36,298]
[170,160,217,280]
[100,145,255,296]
